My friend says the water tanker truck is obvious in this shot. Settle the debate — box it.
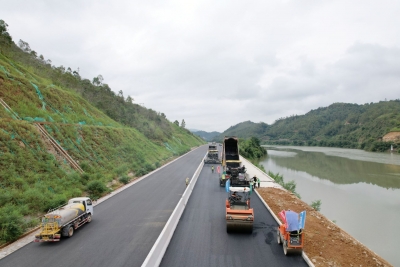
[34,197,93,242]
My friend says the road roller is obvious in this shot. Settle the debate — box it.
[276,209,306,255]
[225,186,254,233]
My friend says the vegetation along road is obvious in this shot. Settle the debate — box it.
[0,146,208,267]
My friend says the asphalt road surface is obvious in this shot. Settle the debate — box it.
[160,164,308,267]
[0,146,208,267]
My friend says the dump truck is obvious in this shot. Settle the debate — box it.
[220,136,249,187]
[225,186,254,233]
[204,143,221,164]
[34,197,94,242]
[277,210,306,255]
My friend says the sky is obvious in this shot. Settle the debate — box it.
[2,0,400,132]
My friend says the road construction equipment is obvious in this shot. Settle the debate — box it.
[220,136,250,187]
[277,210,306,255]
[225,186,253,233]
[34,197,93,242]
[204,143,221,164]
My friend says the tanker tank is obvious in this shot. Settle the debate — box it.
[45,203,85,226]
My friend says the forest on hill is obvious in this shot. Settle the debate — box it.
[215,102,400,152]
[191,130,220,141]
[0,19,204,244]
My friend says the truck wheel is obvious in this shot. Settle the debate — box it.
[68,226,74,237]
[87,214,92,223]
[283,240,288,255]
[277,229,281,244]
[61,227,69,237]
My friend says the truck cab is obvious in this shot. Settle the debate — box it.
[68,197,94,217]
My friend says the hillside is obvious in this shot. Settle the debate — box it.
[214,121,270,140]
[215,102,400,152]
[0,20,204,244]
[191,130,220,141]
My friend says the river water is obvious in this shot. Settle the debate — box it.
[258,146,400,266]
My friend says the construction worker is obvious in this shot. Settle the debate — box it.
[185,177,189,187]
[257,176,260,188]
[211,165,214,173]
[249,179,254,191]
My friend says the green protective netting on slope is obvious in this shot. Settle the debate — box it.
[31,83,65,122]
[23,117,34,122]
[8,62,25,77]
[0,65,13,79]
[164,142,176,153]
[31,82,46,110]
[172,136,182,145]
[34,117,46,122]
[0,103,19,120]
[83,108,94,119]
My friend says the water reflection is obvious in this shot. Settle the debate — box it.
[264,147,400,189]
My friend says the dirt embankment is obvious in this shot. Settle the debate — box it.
[257,187,393,267]
[382,132,400,142]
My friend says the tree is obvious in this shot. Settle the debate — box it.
[126,95,133,104]
[92,75,103,86]
[18,39,31,52]
[117,90,124,98]
[181,119,186,128]
[0,20,12,46]
[30,50,37,58]
[174,120,179,126]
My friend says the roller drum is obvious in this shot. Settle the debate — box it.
[226,221,253,233]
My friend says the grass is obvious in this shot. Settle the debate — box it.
[0,51,205,244]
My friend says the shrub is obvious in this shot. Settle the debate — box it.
[119,175,130,185]
[268,171,301,198]
[0,205,24,242]
[44,194,68,212]
[144,163,154,172]
[310,200,322,211]
[86,180,108,199]
[114,164,129,176]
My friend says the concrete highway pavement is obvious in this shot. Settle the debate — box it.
[0,146,208,267]
[160,165,308,267]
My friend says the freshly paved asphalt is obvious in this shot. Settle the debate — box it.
[0,146,208,267]
[160,163,308,266]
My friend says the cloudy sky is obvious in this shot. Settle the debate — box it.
[2,0,400,132]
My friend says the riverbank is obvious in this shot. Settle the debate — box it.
[257,187,393,267]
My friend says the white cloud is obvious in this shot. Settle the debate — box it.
[2,0,400,132]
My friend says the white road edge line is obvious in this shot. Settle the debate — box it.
[0,146,205,260]
[240,155,315,266]
[141,153,206,267]
[254,189,315,267]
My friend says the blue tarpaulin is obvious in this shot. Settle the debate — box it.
[225,178,230,193]
[286,210,300,232]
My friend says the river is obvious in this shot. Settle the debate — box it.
[258,146,400,266]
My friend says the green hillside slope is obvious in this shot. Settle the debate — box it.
[0,20,204,244]
[216,102,400,152]
[214,121,270,141]
[191,130,220,141]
